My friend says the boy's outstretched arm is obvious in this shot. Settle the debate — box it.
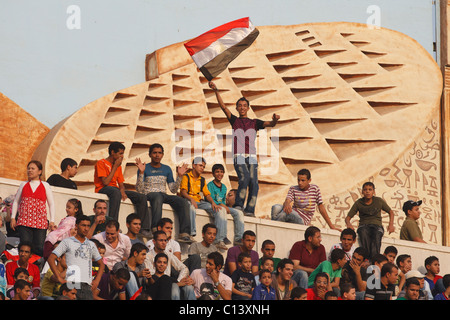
[318,203,341,231]
[263,113,280,128]
[209,81,232,120]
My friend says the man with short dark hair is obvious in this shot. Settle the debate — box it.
[87,199,114,238]
[396,277,421,300]
[223,230,259,277]
[144,230,195,300]
[288,226,326,288]
[306,272,328,300]
[190,251,232,300]
[364,262,398,300]
[135,143,192,242]
[125,213,145,245]
[113,242,149,299]
[46,158,78,189]
[12,279,31,300]
[272,258,297,300]
[92,219,132,270]
[340,246,369,299]
[94,141,150,230]
[48,215,105,300]
[5,241,41,298]
[93,268,130,300]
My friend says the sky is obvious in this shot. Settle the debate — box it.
[0,0,436,128]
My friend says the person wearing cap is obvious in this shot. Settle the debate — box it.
[400,200,426,243]
[396,270,433,300]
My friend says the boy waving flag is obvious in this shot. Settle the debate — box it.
[184,17,259,80]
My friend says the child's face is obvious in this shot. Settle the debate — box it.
[344,288,356,300]
[67,165,78,178]
[16,272,29,282]
[260,272,272,287]
[202,227,217,245]
[338,257,347,268]
[261,260,274,273]
[362,185,375,199]
[192,161,205,175]
[384,252,396,263]
[294,293,308,301]
[239,257,252,272]
[155,257,168,274]
[261,244,275,259]
[66,202,78,216]
[408,206,421,221]
[98,248,106,257]
[427,260,440,275]
[297,175,310,190]
[213,169,224,181]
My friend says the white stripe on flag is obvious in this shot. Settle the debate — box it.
[191,24,255,68]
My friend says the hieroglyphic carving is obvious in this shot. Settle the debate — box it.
[319,115,441,244]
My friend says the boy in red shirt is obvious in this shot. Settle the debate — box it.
[306,272,329,300]
[5,241,40,298]
[424,256,444,296]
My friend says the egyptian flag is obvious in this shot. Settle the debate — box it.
[184,17,259,80]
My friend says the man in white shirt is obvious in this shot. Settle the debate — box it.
[144,230,195,300]
[190,251,232,300]
[92,220,132,270]
[48,215,105,300]
[328,228,357,262]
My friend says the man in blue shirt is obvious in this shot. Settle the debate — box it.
[135,143,194,243]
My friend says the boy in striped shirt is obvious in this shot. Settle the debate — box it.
[271,169,338,230]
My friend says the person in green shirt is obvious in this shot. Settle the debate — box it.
[308,248,347,291]
[258,239,281,271]
[345,182,395,260]
[400,200,426,243]
[396,277,420,300]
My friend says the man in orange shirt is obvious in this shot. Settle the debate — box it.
[94,142,150,235]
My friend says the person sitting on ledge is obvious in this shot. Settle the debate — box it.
[46,157,78,190]
[271,168,339,231]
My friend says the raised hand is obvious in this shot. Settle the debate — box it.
[176,163,188,177]
[135,157,146,173]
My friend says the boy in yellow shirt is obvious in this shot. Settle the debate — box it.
[180,157,221,242]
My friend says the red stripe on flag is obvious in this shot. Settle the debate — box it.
[130,287,143,300]
[184,17,250,56]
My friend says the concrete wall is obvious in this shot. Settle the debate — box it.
[1,176,449,275]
